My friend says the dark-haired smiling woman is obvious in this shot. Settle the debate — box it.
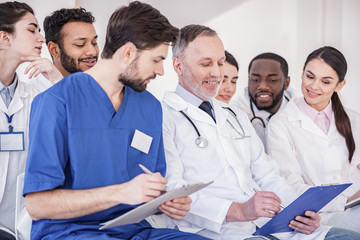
[0,1,62,239]
[267,46,360,233]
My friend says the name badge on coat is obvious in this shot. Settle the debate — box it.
[130,129,153,154]
[0,132,25,151]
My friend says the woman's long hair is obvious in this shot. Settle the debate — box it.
[304,46,355,162]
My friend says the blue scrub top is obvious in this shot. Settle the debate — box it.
[23,72,166,238]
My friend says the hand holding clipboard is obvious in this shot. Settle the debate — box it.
[253,183,351,236]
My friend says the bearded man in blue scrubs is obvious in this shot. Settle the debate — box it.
[22,2,209,240]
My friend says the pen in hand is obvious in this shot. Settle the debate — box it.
[139,164,167,194]
[253,188,285,210]
[139,164,154,175]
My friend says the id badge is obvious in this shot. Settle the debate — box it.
[0,132,25,151]
[130,129,153,154]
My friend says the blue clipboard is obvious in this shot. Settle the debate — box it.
[253,183,351,236]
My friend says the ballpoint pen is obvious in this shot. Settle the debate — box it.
[253,188,285,210]
[139,164,154,175]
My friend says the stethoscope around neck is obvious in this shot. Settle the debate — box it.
[179,106,249,148]
[249,95,289,129]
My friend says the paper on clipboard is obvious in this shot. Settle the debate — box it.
[253,183,352,236]
[99,181,213,230]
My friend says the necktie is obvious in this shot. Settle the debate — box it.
[1,87,11,108]
[199,101,216,122]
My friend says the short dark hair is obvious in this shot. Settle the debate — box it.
[44,8,95,45]
[101,1,178,59]
[248,52,288,78]
[225,50,239,71]
[172,24,217,58]
[0,1,34,34]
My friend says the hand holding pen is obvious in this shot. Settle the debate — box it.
[138,164,192,220]
[253,188,285,210]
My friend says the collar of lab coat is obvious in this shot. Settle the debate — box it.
[163,91,230,127]
[285,97,337,138]
[0,80,29,116]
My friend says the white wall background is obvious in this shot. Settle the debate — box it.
[4,0,360,111]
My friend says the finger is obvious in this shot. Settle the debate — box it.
[294,215,319,230]
[164,199,190,212]
[262,203,281,215]
[143,188,164,198]
[146,172,167,184]
[171,196,192,204]
[24,62,37,74]
[305,211,320,221]
[32,68,41,78]
[257,191,282,204]
[289,220,315,235]
[159,203,188,220]
[260,209,277,218]
[27,68,38,79]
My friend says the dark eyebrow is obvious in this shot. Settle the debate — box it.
[74,35,99,41]
[251,73,279,77]
[306,70,334,80]
[267,73,279,77]
[29,23,38,28]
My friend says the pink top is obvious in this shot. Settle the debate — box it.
[296,98,333,134]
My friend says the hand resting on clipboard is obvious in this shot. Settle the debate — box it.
[100,181,213,230]
[253,183,351,236]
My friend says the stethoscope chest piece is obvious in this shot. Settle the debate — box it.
[195,136,208,148]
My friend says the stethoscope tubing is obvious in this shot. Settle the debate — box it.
[179,106,249,148]
[249,95,289,128]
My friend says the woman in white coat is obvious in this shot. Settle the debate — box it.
[0,2,62,239]
[266,46,360,233]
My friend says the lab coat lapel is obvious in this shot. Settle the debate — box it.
[286,100,328,139]
[163,91,216,126]
[7,82,27,116]
[212,99,229,130]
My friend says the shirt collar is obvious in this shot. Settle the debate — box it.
[0,74,18,98]
[296,97,333,122]
[175,84,209,108]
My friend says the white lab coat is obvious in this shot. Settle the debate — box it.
[0,74,51,236]
[161,91,329,240]
[266,97,360,231]
[230,87,296,146]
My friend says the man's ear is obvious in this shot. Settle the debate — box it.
[119,42,137,64]
[48,41,60,58]
[173,57,183,75]
[0,31,11,49]
[284,76,290,90]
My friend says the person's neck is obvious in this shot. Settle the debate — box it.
[53,60,70,77]
[86,59,125,112]
[0,52,19,86]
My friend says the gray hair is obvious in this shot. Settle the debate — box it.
[172,24,217,58]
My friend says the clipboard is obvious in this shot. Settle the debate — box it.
[253,183,352,236]
[99,181,213,230]
[345,196,360,209]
